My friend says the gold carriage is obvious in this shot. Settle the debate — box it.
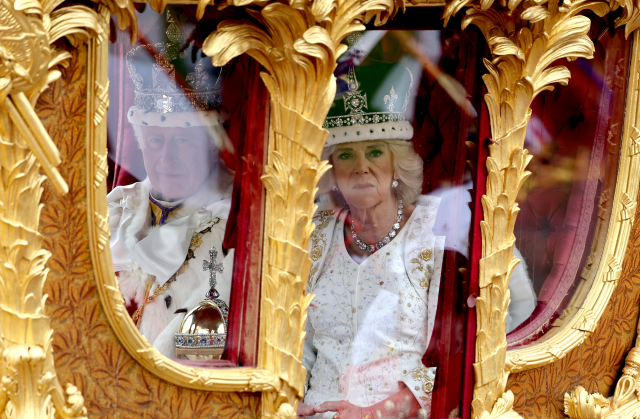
[0,0,639,417]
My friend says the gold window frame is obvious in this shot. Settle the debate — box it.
[2,0,640,417]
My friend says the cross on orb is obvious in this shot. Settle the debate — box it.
[203,247,224,290]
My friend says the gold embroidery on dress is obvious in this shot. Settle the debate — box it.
[309,265,318,279]
[310,210,334,261]
[411,366,434,393]
[411,247,433,288]
[308,210,334,288]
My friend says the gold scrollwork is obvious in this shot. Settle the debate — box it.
[441,0,619,416]
[564,29,640,419]
[85,3,281,394]
[202,0,405,415]
[93,81,109,126]
[505,19,640,405]
[92,150,107,188]
[564,344,640,419]
[0,0,103,416]
[1,0,639,416]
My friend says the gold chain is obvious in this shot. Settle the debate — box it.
[130,223,216,327]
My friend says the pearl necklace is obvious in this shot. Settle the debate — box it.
[350,199,404,254]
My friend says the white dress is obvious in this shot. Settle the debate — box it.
[303,197,445,418]
[107,176,234,358]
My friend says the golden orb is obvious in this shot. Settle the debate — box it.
[174,298,229,360]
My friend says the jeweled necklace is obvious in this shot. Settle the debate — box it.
[350,199,404,254]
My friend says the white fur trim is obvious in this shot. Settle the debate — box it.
[107,177,235,358]
[127,107,226,128]
[326,120,413,147]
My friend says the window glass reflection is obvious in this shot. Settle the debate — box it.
[508,20,631,346]
[107,8,243,362]
[300,30,490,418]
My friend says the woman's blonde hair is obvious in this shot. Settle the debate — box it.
[317,139,423,206]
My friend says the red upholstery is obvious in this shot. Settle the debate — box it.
[514,185,570,295]
[507,29,629,344]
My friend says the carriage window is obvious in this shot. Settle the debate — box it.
[507,17,632,347]
[107,6,266,366]
[300,29,489,419]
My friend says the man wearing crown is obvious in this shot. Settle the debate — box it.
[107,38,235,358]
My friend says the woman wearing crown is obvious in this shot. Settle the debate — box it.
[107,41,234,358]
[297,62,536,419]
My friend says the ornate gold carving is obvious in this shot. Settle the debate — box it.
[202,0,403,416]
[544,344,567,361]
[441,0,618,416]
[608,0,640,37]
[93,82,108,126]
[565,335,640,418]
[2,0,637,415]
[0,0,104,416]
[563,29,640,419]
[406,0,445,5]
[85,5,281,393]
[565,387,609,419]
[93,212,109,251]
[573,309,597,333]
[506,25,640,384]
[629,127,640,155]
[92,150,107,188]
[603,256,622,282]
[620,192,636,221]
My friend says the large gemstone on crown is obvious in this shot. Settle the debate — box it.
[157,95,174,113]
[351,114,364,125]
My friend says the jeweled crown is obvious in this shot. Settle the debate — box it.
[126,13,224,113]
[323,64,413,130]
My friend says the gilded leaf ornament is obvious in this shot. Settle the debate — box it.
[440,0,613,417]
[1,0,640,416]
[202,0,404,416]
[0,0,103,417]
[564,343,640,418]
[563,30,640,419]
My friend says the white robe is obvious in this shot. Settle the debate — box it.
[107,177,234,358]
[303,198,445,417]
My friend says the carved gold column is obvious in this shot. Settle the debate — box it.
[0,0,102,417]
[441,0,609,417]
[202,0,402,416]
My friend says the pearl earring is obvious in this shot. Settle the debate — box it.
[391,180,399,188]
[332,185,339,191]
